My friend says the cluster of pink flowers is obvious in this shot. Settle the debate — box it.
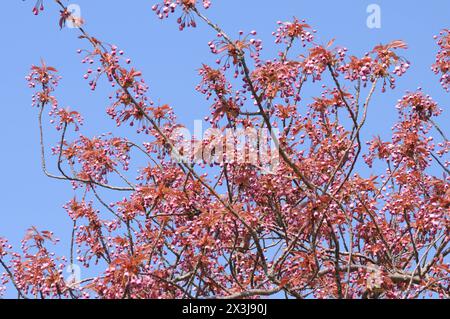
[273,18,315,47]
[301,45,347,81]
[61,135,131,186]
[0,238,9,258]
[396,90,441,120]
[49,108,84,131]
[0,238,11,297]
[26,61,60,108]
[364,136,392,168]
[251,60,301,102]
[196,64,246,124]
[208,31,262,77]
[371,41,410,91]
[433,30,450,91]
[78,44,160,132]
[366,90,440,171]
[27,61,85,133]
[79,44,134,91]
[340,55,374,83]
[339,40,410,91]
[152,0,211,30]
[197,64,231,99]
[106,66,153,131]
[310,88,349,113]
[6,228,68,298]
[64,199,110,266]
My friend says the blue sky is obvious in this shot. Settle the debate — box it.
[0,1,448,297]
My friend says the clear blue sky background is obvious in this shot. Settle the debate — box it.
[0,1,448,297]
